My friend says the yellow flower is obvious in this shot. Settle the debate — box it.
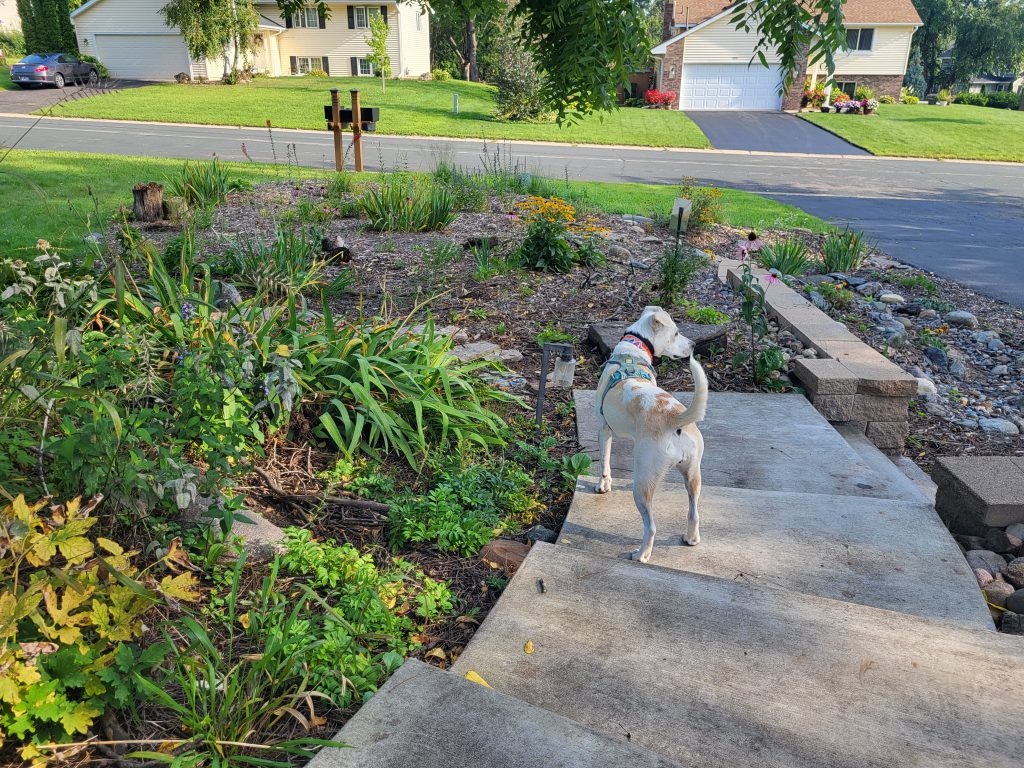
[275,344,291,358]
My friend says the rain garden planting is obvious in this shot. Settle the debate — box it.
[4,146,1022,766]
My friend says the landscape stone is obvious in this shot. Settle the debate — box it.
[526,525,558,544]
[974,569,994,587]
[230,509,286,561]
[1001,611,1024,634]
[792,358,858,395]
[622,214,654,225]
[1005,589,1024,613]
[924,346,948,369]
[973,331,1000,344]
[451,341,502,362]
[478,539,530,574]
[945,311,979,328]
[213,280,243,309]
[982,580,1015,608]
[879,293,905,304]
[810,393,856,422]
[497,348,523,363]
[606,244,632,260]
[991,364,1009,376]
[949,359,968,378]
[965,549,1009,578]
[865,420,909,450]
[84,232,104,245]
[1006,522,1024,541]
[917,377,938,395]
[1005,558,1024,589]
[856,281,882,295]
[934,456,1024,532]
[856,394,910,422]
[978,417,1019,435]
[984,527,1022,555]
[919,308,939,320]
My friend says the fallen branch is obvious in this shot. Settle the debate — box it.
[253,466,390,514]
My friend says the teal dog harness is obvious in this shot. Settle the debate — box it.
[599,351,657,416]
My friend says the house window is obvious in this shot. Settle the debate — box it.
[835,81,857,98]
[296,56,321,74]
[291,7,320,28]
[845,28,874,51]
[353,6,381,29]
[358,58,375,76]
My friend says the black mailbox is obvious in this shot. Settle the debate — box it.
[324,106,380,128]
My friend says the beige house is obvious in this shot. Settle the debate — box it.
[70,0,430,81]
[652,0,922,110]
[0,0,21,32]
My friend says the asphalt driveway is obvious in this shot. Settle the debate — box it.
[686,111,870,155]
[0,79,156,115]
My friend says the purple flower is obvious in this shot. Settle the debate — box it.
[180,302,196,321]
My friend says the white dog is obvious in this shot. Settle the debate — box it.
[594,306,708,563]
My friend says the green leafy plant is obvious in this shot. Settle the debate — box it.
[358,177,457,232]
[431,161,489,213]
[419,238,461,270]
[277,529,453,705]
[812,280,855,310]
[389,462,541,555]
[559,451,592,491]
[430,68,451,81]
[733,264,787,390]
[0,495,198,765]
[534,322,575,346]
[678,177,723,232]
[217,224,351,299]
[890,273,937,295]
[822,227,869,273]
[878,94,896,104]
[937,88,952,103]
[517,217,575,273]
[167,158,242,208]
[853,85,876,101]
[298,312,512,468]
[137,557,336,768]
[679,299,729,325]
[758,239,811,276]
[658,246,708,306]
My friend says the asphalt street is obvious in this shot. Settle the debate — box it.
[1,113,1021,306]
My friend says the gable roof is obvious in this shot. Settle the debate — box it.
[667,0,922,28]
[69,0,103,18]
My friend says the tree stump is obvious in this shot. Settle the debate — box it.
[133,182,165,223]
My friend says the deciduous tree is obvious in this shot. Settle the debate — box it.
[365,12,391,92]
[160,0,258,81]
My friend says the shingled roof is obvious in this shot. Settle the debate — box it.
[668,0,922,27]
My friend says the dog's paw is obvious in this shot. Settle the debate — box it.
[630,548,651,563]
[597,475,613,494]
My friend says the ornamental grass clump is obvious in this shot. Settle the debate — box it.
[758,238,811,277]
[358,177,457,232]
[822,227,869,273]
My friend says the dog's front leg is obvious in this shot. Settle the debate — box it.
[597,421,614,494]
[630,479,657,563]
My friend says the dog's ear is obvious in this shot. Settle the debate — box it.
[641,305,661,316]
[649,312,666,330]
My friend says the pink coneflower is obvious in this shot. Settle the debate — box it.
[763,274,781,285]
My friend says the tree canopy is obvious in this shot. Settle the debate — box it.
[16,0,77,53]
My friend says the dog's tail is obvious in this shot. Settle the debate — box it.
[671,356,708,428]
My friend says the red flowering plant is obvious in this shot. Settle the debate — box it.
[644,89,676,108]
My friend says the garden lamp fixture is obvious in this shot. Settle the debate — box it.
[535,342,576,432]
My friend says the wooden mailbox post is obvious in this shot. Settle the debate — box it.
[324,88,379,173]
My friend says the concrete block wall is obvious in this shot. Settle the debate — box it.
[719,259,915,452]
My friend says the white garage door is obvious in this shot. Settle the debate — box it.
[682,64,784,110]
[94,34,190,80]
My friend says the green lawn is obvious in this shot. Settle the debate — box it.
[0,150,824,257]
[1,65,14,90]
[800,104,1024,162]
[47,76,711,149]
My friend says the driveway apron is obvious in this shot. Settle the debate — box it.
[686,111,870,155]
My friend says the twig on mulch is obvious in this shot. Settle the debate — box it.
[252,466,390,514]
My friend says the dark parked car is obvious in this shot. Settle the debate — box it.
[9,53,99,89]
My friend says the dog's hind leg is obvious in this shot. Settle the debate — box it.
[597,420,614,494]
[630,474,658,563]
[682,464,702,546]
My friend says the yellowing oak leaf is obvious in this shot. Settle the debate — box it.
[96,537,124,556]
[463,670,491,688]
[424,647,447,662]
[239,612,251,630]
[0,675,20,704]
[158,573,200,602]
[523,640,534,654]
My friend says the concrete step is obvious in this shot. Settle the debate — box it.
[453,543,1024,768]
[560,478,992,630]
[306,659,682,768]
[575,389,910,500]
[834,422,933,503]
